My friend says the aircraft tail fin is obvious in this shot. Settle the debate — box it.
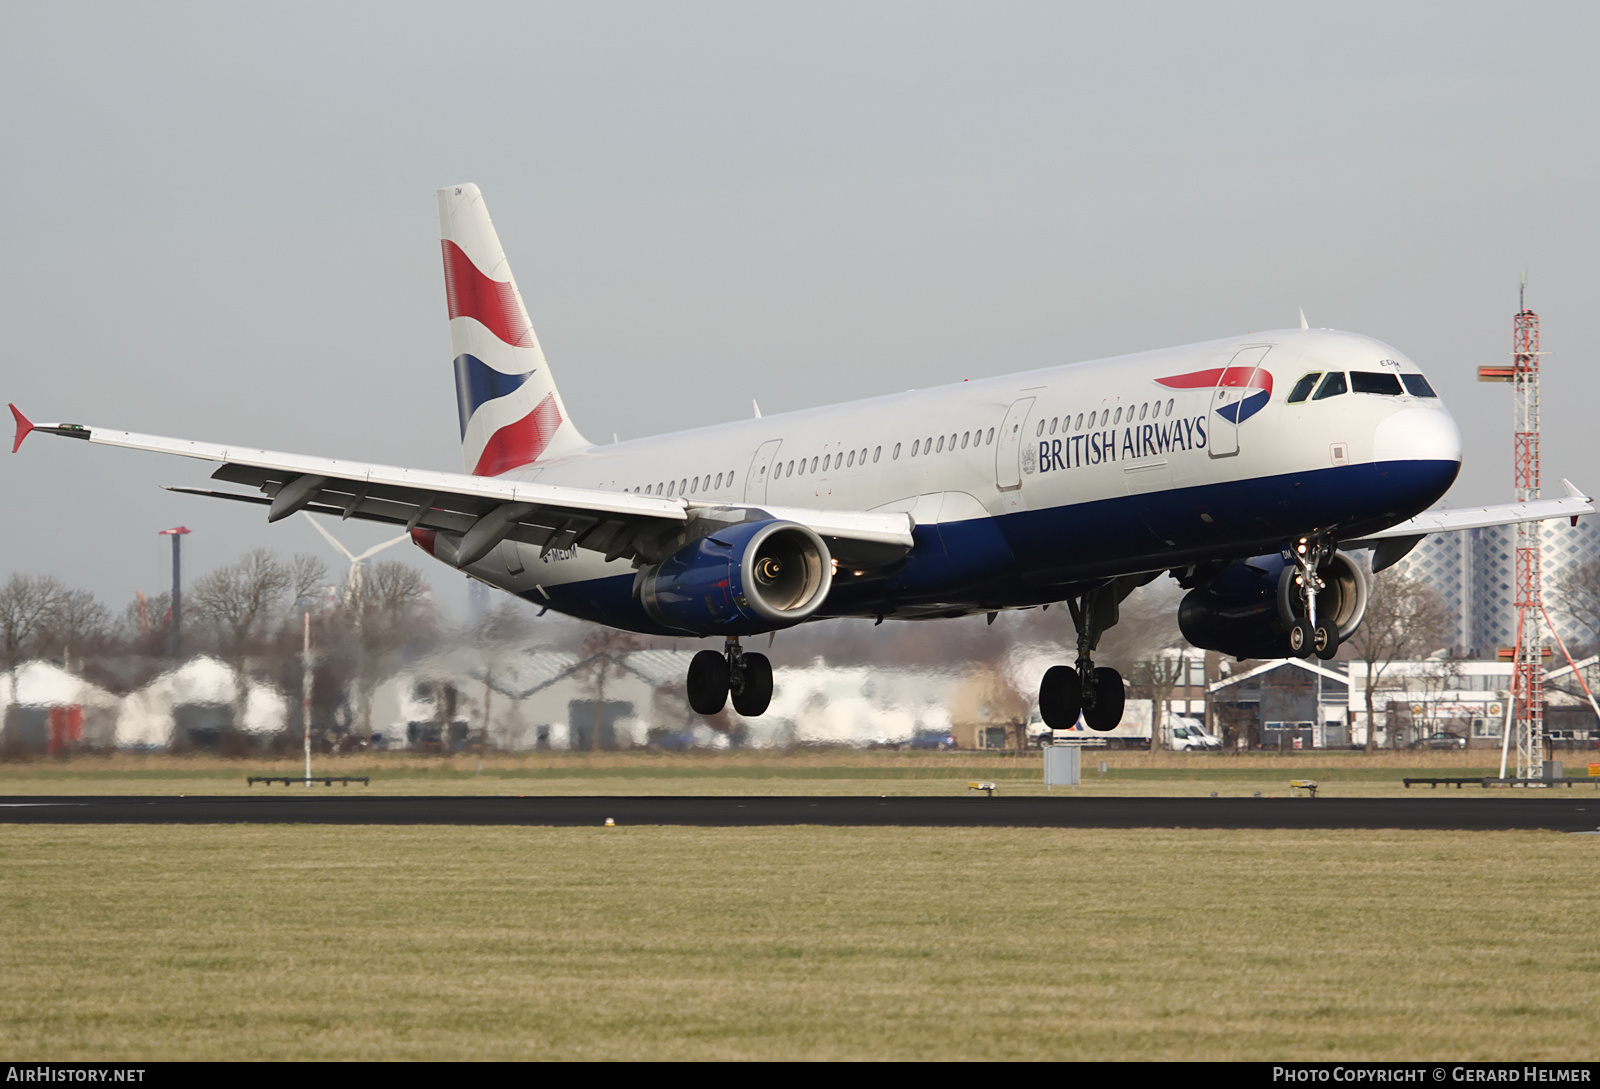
[437,184,591,476]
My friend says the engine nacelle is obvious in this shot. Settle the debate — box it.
[637,519,834,636]
[1178,551,1369,660]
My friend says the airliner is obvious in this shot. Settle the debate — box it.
[9,185,1592,728]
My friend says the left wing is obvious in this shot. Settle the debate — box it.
[1340,478,1595,571]
[8,406,914,569]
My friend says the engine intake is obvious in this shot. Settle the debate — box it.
[638,519,833,635]
[1178,551,1369,660]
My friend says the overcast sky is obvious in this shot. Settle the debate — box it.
[4,2,1598,620]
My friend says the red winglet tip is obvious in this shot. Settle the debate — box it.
[8,404,33,454]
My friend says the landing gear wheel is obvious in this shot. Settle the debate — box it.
[687,650,730,715]
[1314,622,1339,661]
[1082,667,1125,732]
[1038,666,1082,730]
[732,652,773,717]
[1288,617,1315,659]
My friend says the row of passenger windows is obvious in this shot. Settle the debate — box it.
[1287,370,1437,404]
[626,424,1005,497]
[1034,398,1178,438]
[631,471,736,497]
[770,446,874,481]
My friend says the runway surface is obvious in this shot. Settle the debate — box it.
[1,795,1598,830]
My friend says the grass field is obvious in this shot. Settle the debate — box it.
[1,749,1595,798]
[2,824,1596,1060]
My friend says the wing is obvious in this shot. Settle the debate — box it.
[9,406,914,569]
[1341,478,1595,571]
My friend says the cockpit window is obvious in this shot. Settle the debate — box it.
[1286,372,1322,404]
[1401,374,1437,398]
[1351,371,1403,395]
[1312,372,1347,400]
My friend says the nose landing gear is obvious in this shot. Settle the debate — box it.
[686,637,774,716]
[1288,535,1341,661]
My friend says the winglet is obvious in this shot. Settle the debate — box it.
[8,404,32,453]
[1562,478,1589,500]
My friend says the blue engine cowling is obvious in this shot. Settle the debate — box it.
[637,519,834,636]
[1177,551,1369,660]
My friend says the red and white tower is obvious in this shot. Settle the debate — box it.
[1480,280,1547,780]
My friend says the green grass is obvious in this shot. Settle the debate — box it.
[1,825,1596,1060]
[0,750,1593,798]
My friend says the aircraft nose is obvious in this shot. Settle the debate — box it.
[1373,405,1462,465]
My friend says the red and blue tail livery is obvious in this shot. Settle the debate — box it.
[437,184,589,475]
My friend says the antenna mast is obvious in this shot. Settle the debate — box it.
[1482,275,1548,781]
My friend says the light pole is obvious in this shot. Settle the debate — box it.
[158,527,191,658]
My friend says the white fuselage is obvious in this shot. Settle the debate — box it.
[460,327,1461,632]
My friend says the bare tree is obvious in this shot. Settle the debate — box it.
[1125,651,1187,748]
[39,588,111,669]
[189,549,328,734]
[0,575,69,674]
[336,560,435,742]
[1343,566,1454,751]
[1549,557,1600,656]
[572,626,641,751]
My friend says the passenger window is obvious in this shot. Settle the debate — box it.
[823,455,831,471]
[893,443,901,459]
[986,428,994,444]
[1287,372,1322,404]
[1164,399,1174,415]
[961,432,970,449]
[911,440,919,456]
[808,458,816,473]
[1351,371,1403,395]
[1048,418,1057,435]
[936,435,945,453]
[1138,403,1148,420]
[728,471,735,485]
[715,473,723,489]
[847,450,855,468]
[1401,374,1437,398]
[873,446,881,463]
[1313,372,1348,400]
[1036,420,1046,437]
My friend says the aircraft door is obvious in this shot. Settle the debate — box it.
[995,397,1036,492]
[745,439,783,504]
[1207,345,1271,459]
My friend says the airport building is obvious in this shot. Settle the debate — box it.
[1398,514,1600,657]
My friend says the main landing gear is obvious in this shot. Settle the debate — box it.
[1038,578,1137,732]
[687,637,774,717]
[1287,535,1341,662]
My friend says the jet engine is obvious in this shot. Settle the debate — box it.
[1177,551,1369,660]
[637,519,834,636]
